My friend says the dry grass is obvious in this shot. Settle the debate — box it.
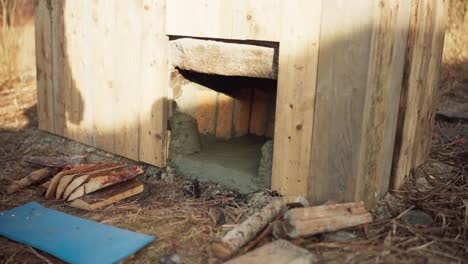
[0,0,20,87]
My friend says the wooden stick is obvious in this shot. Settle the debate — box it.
[209,196,308,259]
[7,167,58,194]
[275,201,373,238]
[22,155,87,168]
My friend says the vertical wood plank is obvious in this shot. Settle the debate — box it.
[62,0,92,145]
[309,0,374,203]
[414,0,447,166]
[34,0,54,133]
[249,88,269,136]
[139,0,169,166]
[265,92,276,138]
[392,0,448,189]
[197,89,218,135]
[215,93,234,139]
[112,0,141,160]
[271,0,322,197]
[355,0,412,206]
[90,0,116,153]
[233,88,252,137]
[50,0,66,137]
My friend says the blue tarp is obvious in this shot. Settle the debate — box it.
[0,202,154,264]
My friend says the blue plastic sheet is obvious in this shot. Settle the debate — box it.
[0,202,154,264]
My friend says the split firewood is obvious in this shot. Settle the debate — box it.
[55,163,125,200]
[7,167,59,194]
[69,179,144,210]
[67,166,144,201]
[45,163,116,199]
[225,239,316,264]
[209,196,308,259]
[22,155,87,168]
[62,164,136,200]
[273,201,373,238]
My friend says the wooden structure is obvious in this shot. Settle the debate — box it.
[35,0,447,206]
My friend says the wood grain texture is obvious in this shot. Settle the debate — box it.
[309,0,374,203]
[233,88,252,137]
[69,179,143,210]
[42,0,168,164]
[166,0,283,42]
[355,0,412,206]
[50,0,65,137]
[197,89,218,135]
[34,0,54,133]
[391,0,448,189]
[215,93,234,139]
[271,0,322,197]
[138,0,168,166]
[309,0,412,206]
[282,202,372,238]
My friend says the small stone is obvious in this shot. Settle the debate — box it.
[85,147,95,153]
[401,210,433,226]
[321,231,357,242]
[159,254,181,264]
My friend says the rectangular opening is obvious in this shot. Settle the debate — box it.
[167,36,279,193]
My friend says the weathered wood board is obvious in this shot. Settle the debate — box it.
[35,0,168,166]
[308,0,413,206]
[391,0,448,189]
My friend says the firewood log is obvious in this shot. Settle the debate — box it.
[67,166,144,201]
[45,163,115,199]
[209,196,308,259]
[69,179,144,210]
[7,167,58,194]
[274,201,373,238]
[55,164,125,199]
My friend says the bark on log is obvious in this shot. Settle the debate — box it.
[274,201,373,238]
[22,155,87,168]
[67,166,144,201]
[69,179,144,210]
[210,196,308,259]
[45,163,116,199]
[7,167,59,194]
[169,38,278,79]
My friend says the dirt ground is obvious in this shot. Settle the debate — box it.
[0,1,467,263]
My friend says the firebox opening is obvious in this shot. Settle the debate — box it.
[167,37,279,193]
